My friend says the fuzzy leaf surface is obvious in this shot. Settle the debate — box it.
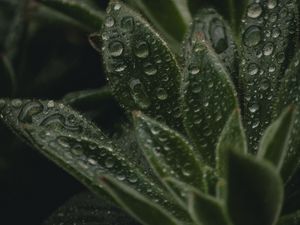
[258,106,295,171]
[182,38,238,166]
[240,0,299,153]
[226,149,283,225]
[101,1,183,131]
[134,112,205,192]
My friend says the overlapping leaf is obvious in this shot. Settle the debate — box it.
[182,38,238,166]
[101,1,183,131]
[277,211,300,225]
[226,149,283,225]
[240,0,299,153]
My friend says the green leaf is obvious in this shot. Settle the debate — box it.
[226,149,283,225]
[100,176,181,225]
[216,109,247,177]
[101,1,183,131]
[182,37,238,166]
[257,106,296,171]
[276,50,300,182]
[39,0,105,30]
[44,192,140,225]
[240,0,299,153]
[188,189,232,225]
[183,8,239,87]
[133,111,205,191]
[0,99,181,216]
[129,0,191,42]
[277,211,300,225]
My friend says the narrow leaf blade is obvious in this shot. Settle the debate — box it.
[226,149,283,225]
[100,176,181,225]
[258,106,296,171]
[182,38,238,166]
[101,1,183,131]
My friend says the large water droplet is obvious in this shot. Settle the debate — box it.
[263,42,274,56]
[121,16,135,32]
[247,63,259,75]
[105,16,115,28]
[109,41,124,57]
[129,79,151,109]
[247,3,263,18]
[243,26,262,47]
[134,41,149,58]
[209,18,228,53]
[267,0,278,9]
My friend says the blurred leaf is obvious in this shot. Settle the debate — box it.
[216,109,247,178]
[182,38,238,166]
[129,0,191,42]
[39,0,105,31]
[0,99,181,215]
[0,55,16,96]
[258,106,295,171]
[276,50,300,183]
[226,149,283,225]
[101,1,183,131]
[188,189,232,225]
[183,8,239,88]
[44,192,140,225]
[277,211,300,225]
[240,0,299,153]
[100,176,182,225]
[133,112,205,193]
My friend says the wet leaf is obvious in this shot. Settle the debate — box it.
[44,192,140,225]
[257,106,295,171]
[188,189,232,225]
[277,211,300,225]
[40,0,105,30]
[100,176,182,225]
[130,0,191,42]
[182,38,238,166]
[240,0,299,153]
[183,8,239,88]
[226,149,283,225]
[0,99,181,215]
[133,111,205,192]
[276,50,300,182]
[101,1,183,131]
[216,109,247,178]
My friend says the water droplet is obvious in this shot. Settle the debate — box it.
[129,79,151,109]
[249,104,259,113]
[12,99,22,108]
[109,41,124,57]
[47,100,55,108]
[267,0,277,9]
[121,16,135,32]
[0,99,6,110]
[144,63,157,76]
[263,42,274,56]
[188,64,200,75]
[209,18,228,53]
[134,41,149,58]
[182,163,193,177]
[247,3,263,18]
[105,157,115,168]
[105,16,115,28]
[260,79,270,91]
[247,63,259,75]
[156,88,168,100]
[243,26,262,47]
[113,3,121,10]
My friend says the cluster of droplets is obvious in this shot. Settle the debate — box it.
[241,0,297,151]
[102,2,182,129]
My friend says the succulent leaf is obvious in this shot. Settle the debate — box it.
[183,8,239,87]
[39,0,104,30]
[240,0,299,153]
[44,192,139,225]
[101,1,183,131]
[100,176,182,225]
[226,149,283,225]
[188,189,232,225]
[133,112,206,193]
[257,106,296,171]
[216,109,247,178]
[182,38,238,166]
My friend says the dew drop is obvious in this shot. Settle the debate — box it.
[182,163,193,177]
[247,3,263,18]
[113,3,121,10]
[109,41,124,57]
[156,88,168,100]
[12,99,22,108]
[263,42,274,56]
[121,16,135,32]
[188,64,200,75]
[249,104,259,113]
[129,79,151,109]
[134,41,149,58]
[144,63,157,76]
[105,16,115,28]
[105,157,115,168]
[267,0,277,9]
[247,63,259,75]
[243,26,262,47]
